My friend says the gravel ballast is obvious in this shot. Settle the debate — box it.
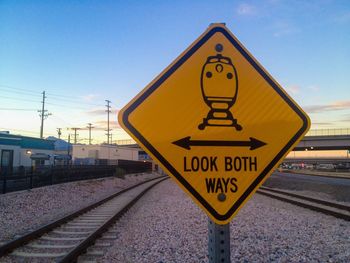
[102,179,350,262]
[0,173,158,243]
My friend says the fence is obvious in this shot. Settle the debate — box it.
[306,128,350,136]
[0,160,152,194]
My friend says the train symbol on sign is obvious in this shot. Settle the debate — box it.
[198,43,242,131]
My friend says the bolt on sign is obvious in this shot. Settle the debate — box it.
[119,23,310,224]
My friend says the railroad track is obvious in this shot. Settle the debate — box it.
[257,186,350,221]
[0,175,168,262]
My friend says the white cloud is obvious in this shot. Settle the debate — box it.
[333,11,350,24]
[86,109,106,116]
[285,84,300,95]
[237,3,257,16]
[304,100,350,113]
[272,21,299,37]
[86,108,119,116]
[95,120,121,129]
[81,94,99,102]
[306,85,320,92]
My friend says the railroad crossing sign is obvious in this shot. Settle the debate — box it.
[118,24,310,224]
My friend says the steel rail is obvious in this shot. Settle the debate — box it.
[257,187,350,221]
[0,175,167,258]
[59,177,168,263]
[260,186,350,212]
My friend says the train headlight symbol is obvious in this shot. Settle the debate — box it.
[198,43,242,131]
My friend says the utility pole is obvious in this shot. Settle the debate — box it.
[87,123,94,145]
[71,128,80,144]
[38,91,51,138]
[105,100,111,144]
[57,128,62,139]
[67,134,71,166]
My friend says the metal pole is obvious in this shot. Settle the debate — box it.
[67,135,71,166]
[105,100,111,144]
[57,128,62,139]
[74,128,77,144]
[208,218,231,263]
[50,166,53,185]
[30,170,33,189]
[40,91,46,138]
[87,123,94,145]
[2,176,6,194]
[39,91,51,138]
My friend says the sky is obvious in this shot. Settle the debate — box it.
[0,0,349,144]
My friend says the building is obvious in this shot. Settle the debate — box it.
[72,144,144,165]
[47,136,72,165]
[0,132,55,175]
[71,143,161,172]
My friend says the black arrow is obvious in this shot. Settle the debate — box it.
[172,136,267,151]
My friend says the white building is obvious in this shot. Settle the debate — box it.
[0,132,55,174]
[72,144,144,165]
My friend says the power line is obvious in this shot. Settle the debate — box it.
[0,95,41,103]
[0,85,108,114]
[57,128,62,139]
[112,102,121,111]
[0,84,40,94]
[0,93,92,110]
[46,92,82,99]
[0,108,37,111]
[0,88,41,97]
[38,91,51,139]
[0,85,103,107]
[105,100,111,144]
[0,127,39,136]
[87,123,94,145]
[70,127,81,144]
[47,94,104,107]
[46,102,93,111]
[49,114,74,128]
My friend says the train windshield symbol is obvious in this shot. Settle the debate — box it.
[198,43,242,131]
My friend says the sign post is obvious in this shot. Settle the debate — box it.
[208,218,230,263]
[118,23,310,261]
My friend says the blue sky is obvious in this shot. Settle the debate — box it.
[0,0,349,143]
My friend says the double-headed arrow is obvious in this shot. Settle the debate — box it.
[172,136,266,150]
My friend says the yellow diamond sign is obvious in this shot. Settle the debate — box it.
[118,24,310,224]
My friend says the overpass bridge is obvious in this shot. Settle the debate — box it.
[288,128,350,165]
[294,135,350,151]
[284,157,350,164]
[294,128,350,151]
[116,128,350,165]
[117,128,350,151]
